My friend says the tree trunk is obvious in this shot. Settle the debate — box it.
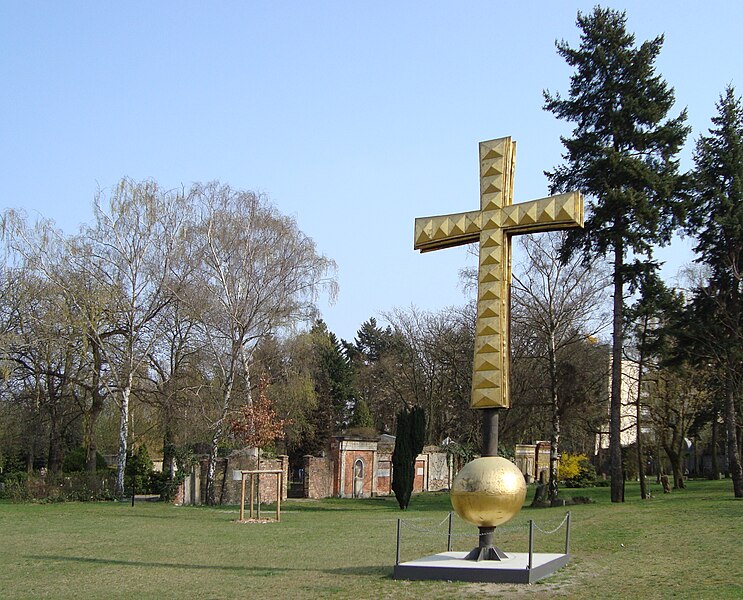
[549,409,560,504]
[610,243,625,502]
[668,450,684,490]
[83,400,104,473]
[26,401,39,473]
[239,347,254,407]
[47,408,63,474]
[548,332,560,504]
[656,437,663,483]
[46,383,64,475]
[206,375,234,505]
[115,374,133,498]
[724,381,743,497]
[84,338,105,473]
[664,434,685,490]
[711,410,720,480]
[162,416,176,482]
[205,423,222,506]
[636,415,646,498]
[635,322,647,499]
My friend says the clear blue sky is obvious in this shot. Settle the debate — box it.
[1,1,740,342]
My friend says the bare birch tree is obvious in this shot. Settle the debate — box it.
[184,183,337,504]
[84,180,191,496]
[5,180,190,496]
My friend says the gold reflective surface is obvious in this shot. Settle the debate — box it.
[414,137,584,409]
[450,457,527,527]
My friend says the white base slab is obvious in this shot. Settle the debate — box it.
[393,551,570,584]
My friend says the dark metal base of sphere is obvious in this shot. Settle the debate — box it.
[464,544,509,561]
[464,526,508,561]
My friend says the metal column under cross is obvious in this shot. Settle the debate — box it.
[414,137,584,411]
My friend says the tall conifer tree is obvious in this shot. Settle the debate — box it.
[687,86,743,498]
[544,7,688,501]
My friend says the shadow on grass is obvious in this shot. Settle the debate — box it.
[25,555,298,574]
[24,554,395,579]
[324,565,393,578]
[283,493,453,513]
[114,511,194,520]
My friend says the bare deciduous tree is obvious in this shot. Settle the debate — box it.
[184,183,337,504]
[5,180,191,496]
[383,304,477,446]
[512,231,610,503]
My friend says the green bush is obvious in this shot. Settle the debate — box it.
[46,473,116,502]
[0,471,116,502]
[154,446,198,502]
[125,445,154,494]
[216,440,234,458]
[149,470,169,498]
[568,495,595,504]
[349,399,375,429]
[62,447,109,473]
[0,472,32,502]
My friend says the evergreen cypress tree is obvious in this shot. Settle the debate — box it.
[391,406,426,509]
[544,7,688,502]
[349,398,375,430]
[686,86,743,498]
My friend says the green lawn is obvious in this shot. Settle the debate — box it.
[1,479,741,599]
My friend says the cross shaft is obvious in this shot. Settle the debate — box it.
[414,137,583,409]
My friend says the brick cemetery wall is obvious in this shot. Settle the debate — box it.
[173,463,201,506]
[426,450,450,491]
[515,444,537,483]
[535,441,551,483]
[413,457,427,492]
[303,455,333,499]
[199,451,288,505]
[342,449,375,498]
[298,437,450,499]
[375,454,392,495]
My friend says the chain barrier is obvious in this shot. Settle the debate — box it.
[399,518,525,538]
[531,512,570,535]
[398,514,451,531]
[397,513,567,538]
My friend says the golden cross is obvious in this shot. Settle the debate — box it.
[414,137,583,409]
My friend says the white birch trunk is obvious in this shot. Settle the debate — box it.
[115,372,134,498]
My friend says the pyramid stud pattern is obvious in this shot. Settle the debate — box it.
[414,137,584,409]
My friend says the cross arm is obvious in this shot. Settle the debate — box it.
[414,210,482,253]
[500,192,583,235]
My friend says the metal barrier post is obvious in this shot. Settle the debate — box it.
[528,519,534,570]
[565,511,571,555]
[396,519,401,566]
[447,512,453,552]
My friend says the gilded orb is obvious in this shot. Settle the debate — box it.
[451,457,527,528]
